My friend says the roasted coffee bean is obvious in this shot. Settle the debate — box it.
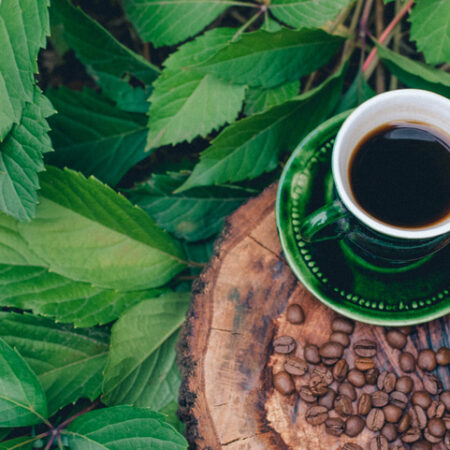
[330,331,350,348]
[383,404,403,423]
[369,435,388,450]
[410,405,419,428]
[372,391,389,408]
[423,428,442,444]
[284,356,308,376]
[311,366,333,385]
[325,417,345,436]
[334,394,353,417]
[392,446,407,450]
[390,391,409,409]
[423,373,443,395]
[382,422,398,441]
[399,351,416,372]
[443,414,450,430]
[402,427,422,443]
[345,415,365,437]
[305,405,328,425]
[309,376,328,396]
[398,412,411,433]
[411,441,432,450]
[318,388,336,410]
[322,356,339,366]
[365,367,380,385]
[413,391,432,409]
[333,359,348,382]
[299,385,317,403]
[414,404,428,430]
[353,339,377,357]
[387,330,407,349]
[341,444,363,450]
[428,418,446,437]
[273,336,296,354]
[445,430,450,447]
[367,408,385,431]
[319,341,344,359]
[286,304,305,324]
[398,326,412,335]
[418,349,437,371]
[427,400,445,419]
[273,371,295,395]
[338,382,356,401]
[358,393,372,415]
[331,317,354,334]
[396,375,414,394]
[436,347,450,366]
[347,369,365,387]
[304,344,320,364]
[441,391,450,411]
[377,371,396,393]
[354,357,375,371]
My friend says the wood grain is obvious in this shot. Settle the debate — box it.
[177,183,449,450]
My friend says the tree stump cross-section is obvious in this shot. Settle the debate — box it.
[177,183,449,450]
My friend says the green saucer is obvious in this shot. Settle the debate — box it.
[276,111,450,326]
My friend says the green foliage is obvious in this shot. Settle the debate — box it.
[336,70,375,113]
[0,313,109,416]
[46,87,148,186]
[147,28,246,149]
[64,406,188,449]
[196,28,344,88]
[0,338,47,427]
[409,0,450,65]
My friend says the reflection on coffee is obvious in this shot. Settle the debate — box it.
[349,122,450,229]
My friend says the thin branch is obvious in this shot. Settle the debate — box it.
[375,0,385,92]
[389,0,402,89]
[8,433,50,450]
[232,6,266,41]
[359,0,375,69]
[56,399,101,432]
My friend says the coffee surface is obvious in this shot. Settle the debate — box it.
[349,122,450,228]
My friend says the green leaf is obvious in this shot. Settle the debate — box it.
[64,406,187,449]
[336,69,375,113]
[50,0,159,110]
[269,0,353,29]
[245,81,300,115]
[178,63,347,190]
[0,313,108,416]
[46,87,148,186]
[127,172,251,241]
[17,166,186,291]
[102,292,189,407]
[196,28,344,88]
[377,44,450,97]
[0,264,163,327]
[0,337,47,427]
[0,89,53,222]
[0,436,33,449]
[147,28,246,148]
[122,0,230,47]
[159,401,185,434]
[409,0,450,64]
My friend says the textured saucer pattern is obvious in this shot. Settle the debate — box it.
[276,112,450,326]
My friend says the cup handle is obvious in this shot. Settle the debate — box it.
[300,200,350,243]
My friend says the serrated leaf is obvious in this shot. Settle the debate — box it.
[196,28,344,88]
[336,69,375,113]
[127,172,251,241]
[46,87,148,186]
[122,0,230,47]
[377,44,450,97]
[147,28,246,148]
[64,405,187,449]
[269,0,353,29]
[0,76,15,141]
[50,0,159,111]
[0,313,109,416]
[0,264,163,327]
[102,292,189,406]
[17,166,186,291]
[0,337,47,427]
[159,401,185,434]
[409,0,450,64]
[178,63,347,190]
[245,81,300,115]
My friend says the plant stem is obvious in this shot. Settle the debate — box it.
[362,0,414,72]
[224,0,260,7]
[9,433,50,449]
[56,399,101,431]
[389,0,402,89]
[232,6,266,41]
[375,0,385,92]
[359,0,375,69]
[341,0,364,64]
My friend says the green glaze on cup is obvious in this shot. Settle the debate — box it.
[276,111,450,326]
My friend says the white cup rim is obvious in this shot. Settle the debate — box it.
[332,89,450,240]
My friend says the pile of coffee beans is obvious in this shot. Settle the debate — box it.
[271,304,450,449]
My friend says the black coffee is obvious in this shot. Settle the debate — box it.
[349,122,450,228]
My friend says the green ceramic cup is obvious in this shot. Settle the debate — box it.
[300,89,450,268]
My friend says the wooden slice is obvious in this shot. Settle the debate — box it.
[177,183,449,450]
